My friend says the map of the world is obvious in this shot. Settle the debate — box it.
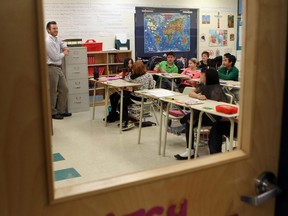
[144,13,190,53]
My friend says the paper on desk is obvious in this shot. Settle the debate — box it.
[148,89,176,97]
[162,73,181,78]
[107,77,120,81]
[185,99,204,105]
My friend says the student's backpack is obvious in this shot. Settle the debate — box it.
[175,59,186,73]
[147,56,165,70]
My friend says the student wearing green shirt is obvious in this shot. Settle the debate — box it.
[154,52,179,89]
[217,54,239,81]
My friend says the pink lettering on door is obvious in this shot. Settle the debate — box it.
[106,199,187,216]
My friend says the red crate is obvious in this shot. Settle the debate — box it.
[82,39,103,52]
[215,105,238,114]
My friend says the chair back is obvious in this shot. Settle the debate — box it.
[182,86,195,95]
[152,80,156,89]
[225,93,233,104]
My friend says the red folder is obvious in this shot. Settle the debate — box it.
[215,105,238,114]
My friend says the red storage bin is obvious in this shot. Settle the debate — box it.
[82,39,103,52]
[215,105,238,114]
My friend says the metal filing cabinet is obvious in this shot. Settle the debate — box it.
[63,47,89,113]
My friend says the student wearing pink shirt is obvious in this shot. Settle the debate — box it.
[178,58,201,93]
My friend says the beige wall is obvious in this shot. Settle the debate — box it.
[43,0,238,59]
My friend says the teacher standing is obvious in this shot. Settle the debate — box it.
[46,21,71,120]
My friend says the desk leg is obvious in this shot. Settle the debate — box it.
[138,96,144,144]
[92,81,96,120]
[171,79,174,91]
[104,85,109,127]
[158,100,163,155]
[229,118,235,151]
[159,77,162,89]
[188,109,195,160]
[194,111,203,159]
[162,102,170,156]
[119,89,123,133]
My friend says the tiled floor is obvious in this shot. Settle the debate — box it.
[52,106,210,189]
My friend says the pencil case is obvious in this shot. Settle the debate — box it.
[215,105,238,114]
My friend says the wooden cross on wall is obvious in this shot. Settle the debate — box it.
[214,11,222,28]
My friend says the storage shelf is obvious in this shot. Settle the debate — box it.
[88,64,107,67]
[108,63,124,66]
[87,51,106,54]
[87,50,132,104]
[87,50,132,54]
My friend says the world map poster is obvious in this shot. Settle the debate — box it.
[144,13,190,53]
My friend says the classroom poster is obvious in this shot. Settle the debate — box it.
[209,30,228,46]
[202,15,210,24]
[228,15,234,28]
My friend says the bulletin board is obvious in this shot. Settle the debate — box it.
[237,0,242,50]
[135,7,198,59]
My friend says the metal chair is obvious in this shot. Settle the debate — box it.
[129,80,159,125]
[163,86,194,122]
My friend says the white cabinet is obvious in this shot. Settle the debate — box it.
[63,47,89,113]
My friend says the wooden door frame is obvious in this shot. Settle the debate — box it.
[0,0,287,215]
[275,32,288,215]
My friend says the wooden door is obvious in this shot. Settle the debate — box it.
[275,56,288,214]
[0,0,287,215]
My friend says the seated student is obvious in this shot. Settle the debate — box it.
[217,54,239,81]
[223,52,231,60]
[178,58,201,93]
[199,51,216,70]
[106,60,155,130]
[174,67,228,160]
[208,119,238,154]
[217,53,231,69]
[154,51,179,90]
[118,57,133,77]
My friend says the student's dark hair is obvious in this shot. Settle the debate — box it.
[227,55,237,67]
[166,51,175,57]
[123,58,133,69]
[46,21,57,30]
[201,51,210,58]
[224,53,231,58]
[201,66,219,85]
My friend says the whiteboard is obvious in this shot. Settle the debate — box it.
[44,3,135,39]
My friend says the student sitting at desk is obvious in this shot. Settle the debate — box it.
[106,60,155,130]
[178,58,201,93]
[154,51,179,90]
[208,119,238,154]
[217,54,239,81]
[118,57,133,77]
[218,54,240,102]
[199,51,216,70]
[174,67,228,160]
